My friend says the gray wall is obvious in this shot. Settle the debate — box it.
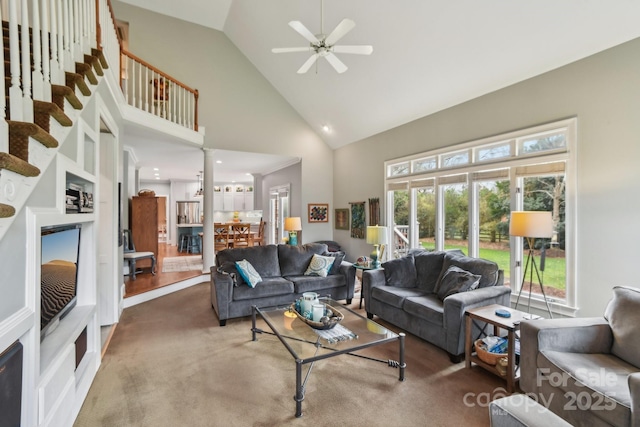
[261,162,302,242]
[333,37,640,317]
[112,2,333,243]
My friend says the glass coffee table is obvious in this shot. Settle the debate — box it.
[251,298,405,417]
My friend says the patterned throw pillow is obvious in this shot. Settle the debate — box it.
[235,259,262,288]
[304,254,336,277]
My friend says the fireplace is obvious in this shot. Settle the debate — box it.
[0,340,22,427]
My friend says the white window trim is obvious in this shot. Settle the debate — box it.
[384,118,578,315]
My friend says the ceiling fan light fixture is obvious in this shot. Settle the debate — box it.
[272,2,372,74]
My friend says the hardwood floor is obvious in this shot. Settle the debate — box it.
[124,242,205,298]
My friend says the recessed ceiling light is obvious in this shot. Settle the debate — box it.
[216,160,222,164]
[155,176,160,180]
[245,173,251,176]
[153,167,159,171]
[322,125,331,133]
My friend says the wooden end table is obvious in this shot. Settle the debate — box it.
[464,304,539,392]
[354,264,381,309]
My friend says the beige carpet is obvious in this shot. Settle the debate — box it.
[161,255,203,272]
[74,283,506,427]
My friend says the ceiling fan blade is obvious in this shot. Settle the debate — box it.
[297,54,319,74]
[324,52,348,74]
[332,45,373,55]
[288,21,320,45]
[324,18,355,46]
[272,47,312,54]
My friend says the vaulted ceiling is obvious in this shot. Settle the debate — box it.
[120,0,640,180]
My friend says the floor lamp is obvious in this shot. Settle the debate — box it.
[510,211,554,318]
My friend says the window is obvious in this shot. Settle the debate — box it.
[412,157,437,173]
[441,150,469,168]
[476,142,511,162]
[384,118,576,313]
[414,185,436,250]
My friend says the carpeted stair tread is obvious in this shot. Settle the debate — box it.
[34,100,73,131]
[65,71,91,96]
[0,152,41,177]
[91,48,109,69]
[76,61,98,85]
[8,120,59,162]
[84,54,104,76]
[51,84,83,110]
[0,203,16,218]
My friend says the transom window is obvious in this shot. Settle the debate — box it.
[384,118,576,315]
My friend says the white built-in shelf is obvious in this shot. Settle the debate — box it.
[39,305,96,375]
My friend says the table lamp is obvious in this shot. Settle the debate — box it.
[284,217,302,246]
[366,225,388,268]
[509,211,554,318]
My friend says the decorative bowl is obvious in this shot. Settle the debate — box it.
[290,302,344,330]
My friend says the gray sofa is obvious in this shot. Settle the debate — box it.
[210,243,356,326]
[362,250,509,361]
[520,285,640,427]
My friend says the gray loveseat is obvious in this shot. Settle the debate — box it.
[210,243,356,326]
[362,250,509,361]
[520,285,640,427]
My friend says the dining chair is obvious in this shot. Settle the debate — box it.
[230,223,252,248]
[122,229,156,280]
[253,220,266,246]
[214,223,232,252]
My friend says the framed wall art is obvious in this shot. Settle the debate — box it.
[335,208,349,230]
[308,203,329,223]
[350,201,366,238]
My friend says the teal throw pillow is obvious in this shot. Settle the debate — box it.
[304,254,336,277]
[235,259,262,288]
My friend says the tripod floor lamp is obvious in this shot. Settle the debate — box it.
[510,211,554,318]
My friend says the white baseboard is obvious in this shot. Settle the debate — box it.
[123,274,210,308]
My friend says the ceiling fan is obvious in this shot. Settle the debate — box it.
[272,1,373,74]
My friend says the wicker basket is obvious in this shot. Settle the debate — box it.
[138,189,156,197]
[475,339,507,365]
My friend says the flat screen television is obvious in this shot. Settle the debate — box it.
[40,224,81,340]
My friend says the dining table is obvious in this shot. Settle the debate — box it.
[214,223,259,250]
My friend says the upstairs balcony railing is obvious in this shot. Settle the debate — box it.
[121,50,199,130]
[1,0,199,139]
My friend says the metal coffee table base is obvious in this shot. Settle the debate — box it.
[252,305,406,418]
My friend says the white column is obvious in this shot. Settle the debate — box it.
[202,148,215,272]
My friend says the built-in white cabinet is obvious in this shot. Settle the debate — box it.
[34,140,101,427]
[215,183,253,211]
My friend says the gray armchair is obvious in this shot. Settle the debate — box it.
[520,285,640,427]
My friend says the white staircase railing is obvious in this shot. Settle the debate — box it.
[121,50,199,130]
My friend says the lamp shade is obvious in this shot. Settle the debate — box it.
[366,225,388,245]
[509,211,553,238]
[284,217,302,231]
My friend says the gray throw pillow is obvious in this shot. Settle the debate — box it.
[217,261,244,286]
[414,251,446,292]
[437,252,499,289]
[382,255,417,288]
[434,265,481,301]
[604,285,640,367]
